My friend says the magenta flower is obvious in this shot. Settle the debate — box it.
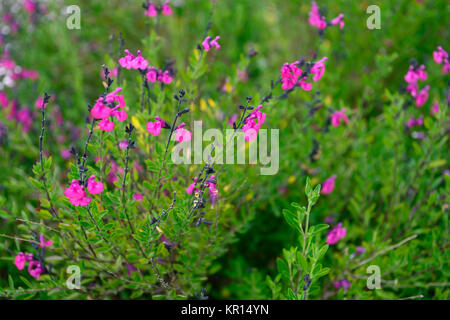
[333,279,351,291]
[23,0,37,14]
[87,175,104,195]
[326,223,346,245]
[330,13,345,29]
[145,2,158,17]
[64,180,92,207]
[407,115,423,128]
[308,1,327,29]
[91,98,111,119]
[39,235,53,248]
[321,174,337,194]
[202,36,221,52]
[14,252,33,270]
[175,123,192,142]
[98,118,115,131]
[28,260,45,279]
[133,193,144,201]
[0,92,9,109]
[431,102,440,116]
[147,117,164,136]
[146,68,158,82]
[433,46,448,64]
[35,96,48,109]
[242,105,266,142]
[330,109,349,127]
[356,246,366,255]
[310,57,328,82]
[186,177,198,194]
[415,85,429,107]
[162,1,173,15]
[119,50,148,70]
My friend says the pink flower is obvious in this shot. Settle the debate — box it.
[175,123,192,142]
[330,13,345,29]
[133,193,144,201]
[242,105,265,142]
[281,61,302,90]
[146,68,158,82]
[202,36,221,52]
[14,252,33,270]
[443,60,450,75]
[407,115,423,128]
[28,260,45,279]
[119,50,148,70]
[39,234,53,248]
[159,70,173,84]
[61,149,71,160]
[333,279,351,291]
[431,102,440,116]
[119,140,129,150]
[87,175,104,195]
[35,96,48,109]
[330,109,349,127]
[113,109,127,122]
[91,98,111,119]
[147,117,164,136]
[64,180,92,207]
[308,1,327,30]
[299,78,313,91]
[23,0,36,14]
[186,177,198,194]
[0,92,9,108]
[433,46,448,64]
[321,174,337,194]
[415,85,429,107]
[228,113,238,127]
[326,223,346,245]
[98,118,115,131]
[417,65,427,81]
[162,1,173,15]
[145,2,158,17]
[310,57,328,82]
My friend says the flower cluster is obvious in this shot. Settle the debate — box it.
[407,115,423,128]
[242,105,266,142]
[280,57,327,91]
[90,87,127,132]
[146,67,173,85]
[404,64,429,107]
[147,116,167,136]
[202,36,221,52]
[308,1,344,30]
[433,46,449,75]
[144,1,172,18]
[326,223,346,245]
[14,235,52,279]
[64,175,104,207]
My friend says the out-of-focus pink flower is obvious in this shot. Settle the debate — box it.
[202,36,221,52]
[433,46,448,64]
[333,279,351,291]
[119,50,148,70]
[61,149,71,160]
[356,246,366,255]
[330,109,349,127]
[407,115,423,128]
[87,175,104,195]
[23,0,37,14]
[415,85,429,107]
[175,123,192,142]
[431,102,440,116]
[330,13,345,29]
[321,174,337,194]
[98,118,115,131]
[14,252,33,270]
[308,1,327,29]
[16,109,33,133]
[237,68,248,82]
[0,92,9,108]
[147,116,165,136]
[145,1,158,17]
[326,223,346,245]
[64,180,91,207]
[146,68,158,82]
[39,234,53,248]
[162,1,173,15]
[133,193,144,201]
[35,96,47,109]
[119,140,129,150]
[228,113,238,127]
[186,177,198,194]
[310,57,328,82]
[28,260,45,279]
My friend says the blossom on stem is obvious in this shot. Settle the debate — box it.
[64,180,92,207]
[242,105,266,142]
[321,174,337,194]
[87,175,104,195]
[175,123,192,142]
[326,223,346,245]
[162,1,173,15]
[147,116,165,136]
[28,260,45,279]
[14,252,33,270]
[330,108,349,127]
[98,118,115,131]
[202,36,221,52]
[39,235,53,248]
